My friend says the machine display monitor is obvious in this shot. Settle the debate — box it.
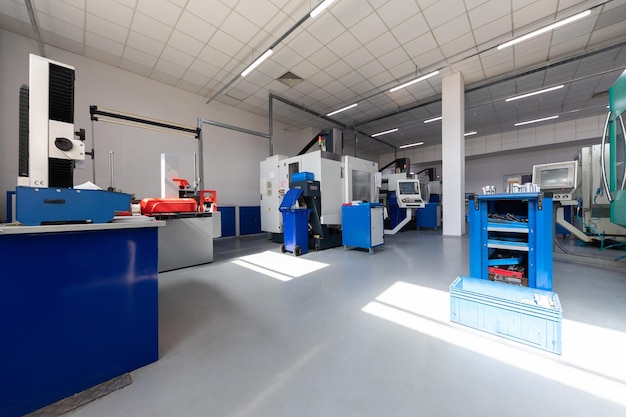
[398,181,418,195]
[539,168,569,184]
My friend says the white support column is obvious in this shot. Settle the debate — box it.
[442,72,465,236]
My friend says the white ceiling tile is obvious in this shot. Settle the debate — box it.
[514,49,550,71]
[306,13,345,45]
[368,71,393,88]
[287,30,323,59]
[86,0,133,27]
[468,0,510,29]
[348,12,388,44]
[126,31,164,56]
[181,70,211,87]
[155,58,186,78]
[338,71,366,89]
[1,1,29,22]
[388,59,418,80]
[62,0,85,9]
[378,47,411,69]
[329,0,374,29]
[404,32,438,59]
[168,0,187,7]
[326,31,361,58]
[123,45,158,68]
[422,0,466,29]
[176,11,217,43]
[376,0,419,28]
[114,0,137,8]
[414,47,445,70]
[188,60,220,80]
[34,0,84,28]
[220,11,261,45]
[390,13,429,44]
[357,60,386,79]
[513,0,557,31]
[364,31,399,58]
[36,13,83,40]
[198,45,231,68]
[120,58,152,76]
[416,0,439,11]
[132,12,172,43]
[235,0,279,28]
[169,30,204,56]
[344,47,375,68]
[137,0,182,26]
[86,13,128,44]
[480,48,514,68]
[151,69,179,85]
[589,21,626,47]
[440,37,476,61]
[350,79,376,96]
[85,31,124,56]
[464,0,489,10]
[84,46,121,66]
[432,14,471,46]
[323,80,349,96]
[209,30,245,57]
[161,45,195,67]
[289,60,321,79]
[186,0,230,27]
[512,0,540,11]
[551,17,595,45]
[272,46,304,71]
[548,34,589,60]
[324,59,353,79]
[511,32,551,61]
[472,15,511,45]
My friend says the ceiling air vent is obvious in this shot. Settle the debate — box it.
[277,71,303,88]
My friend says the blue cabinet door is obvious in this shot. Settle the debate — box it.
[239,206,261,235]
[218,206,236,237]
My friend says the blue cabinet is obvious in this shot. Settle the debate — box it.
[239,206,261,235]
[218,206,236,237]
[342,203,384,253]
[468,193,553,290]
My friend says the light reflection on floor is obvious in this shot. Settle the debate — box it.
[362,281,626,407]
[232,250,329,282]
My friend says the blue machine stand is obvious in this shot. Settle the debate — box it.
[342,202,385,254]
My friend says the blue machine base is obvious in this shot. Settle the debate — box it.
[0,226,159,416]
[16,186,131,225]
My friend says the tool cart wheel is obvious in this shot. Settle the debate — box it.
[280,244,286,253]
[294,245,302,256]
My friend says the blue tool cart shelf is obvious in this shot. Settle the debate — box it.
[469,192,553,291]
[342,202,384,254]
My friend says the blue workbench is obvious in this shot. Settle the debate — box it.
[0,219,163,416]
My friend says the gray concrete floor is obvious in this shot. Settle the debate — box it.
[68,230,626,417]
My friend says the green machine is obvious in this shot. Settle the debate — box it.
[603,69,626,227]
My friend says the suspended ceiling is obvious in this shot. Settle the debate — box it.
[1,0,626,156]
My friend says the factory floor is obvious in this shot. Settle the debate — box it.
[67,230,626,417]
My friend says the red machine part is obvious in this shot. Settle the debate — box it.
[172,178,190,189]
[199,190,217,212]
[140,198,198,215]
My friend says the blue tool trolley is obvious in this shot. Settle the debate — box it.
[279,188,311,256]
[452,192,562,355]
[342,202,385,254]
[0,221,161,416]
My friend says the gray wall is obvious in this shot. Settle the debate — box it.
[0,29,312,221]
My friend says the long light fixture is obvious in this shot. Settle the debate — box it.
[241,49,273,77]
[423,116,442,123]
[497,9,591,50]
[371,128,398,137]
[326,103,357,116]
[464,131,477,136]
[514,115,559,126]
[399,141,424,149]
[505,85,564,102]
[310,0,337,17]
[389,70,440,93]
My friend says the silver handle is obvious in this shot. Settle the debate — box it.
[619,114,626,191]
[601,111,613,202]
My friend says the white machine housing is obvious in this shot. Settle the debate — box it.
[18,54,84,188]
[260,151,379,233]
[532,160,581,203]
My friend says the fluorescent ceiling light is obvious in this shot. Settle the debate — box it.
[464,131,477,136]
[389,70,440,93]
[514,115,559,126]
[241,49,273,77]
[399,142,424,149]
[505,85,564,102]
[497,10,591,50]
[371,128,398,137]
[326,103,357,116]
[423,116,442,123]
[310,0,337,17]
